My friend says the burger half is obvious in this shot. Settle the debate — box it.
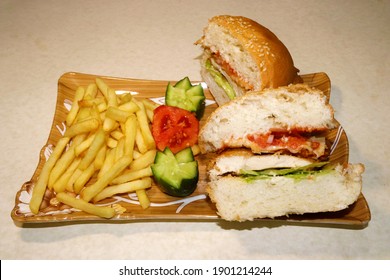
[198,84,364,221]
[196,15,301,105]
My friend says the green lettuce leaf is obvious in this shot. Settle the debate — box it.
[239,162,334,182]
[205,59,236,100]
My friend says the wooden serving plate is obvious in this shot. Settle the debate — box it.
[11,72,370,228]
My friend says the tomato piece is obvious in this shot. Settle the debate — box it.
[248,133,307,150]
[152,105,199,154]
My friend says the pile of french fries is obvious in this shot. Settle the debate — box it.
[29,78,159,218]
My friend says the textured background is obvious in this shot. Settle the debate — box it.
[1,0,389,259]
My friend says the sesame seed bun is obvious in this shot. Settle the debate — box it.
[196,15,301,105]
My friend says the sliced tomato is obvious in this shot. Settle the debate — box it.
[152,105,199,154]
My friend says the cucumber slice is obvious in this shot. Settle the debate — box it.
[166,84,196,110]
[175,147,195,163]
[174,77,192,90]
[186,84,204,96]
[154,147,175,164]
[165,77,205,119]
[151,147,199,197]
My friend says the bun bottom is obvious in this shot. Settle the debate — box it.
[206,164,364,221]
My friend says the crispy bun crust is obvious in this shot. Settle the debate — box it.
[197,15,300,91]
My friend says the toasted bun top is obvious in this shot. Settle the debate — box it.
[197,15,300,91]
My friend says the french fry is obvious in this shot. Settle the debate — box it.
[106,106,132,123]
[81,155,133,202]
[56,192,115,219]
[90,104,103,124]
[64,118,99,138]
[129,149,156,171]
[107,137,118,149]
[98,148,116,179]
[93,177,152,203]
[78,96,104,108]
[53,157,81,193]
[32,76,161,218]
[135,125,148,154]
[66,168,83,193]
[135,101,156,150]
[84,83,98,99]
[75,99,98,123]
[124,114,137,157]
[66,86,85,127]
[78,129,106,170]
[118,101,139,113]
[110,129,124,141]
[103,116,116,132]
[132,150,142,160]
[115,137,125,162]
[95,77,109,100]
[74,132,96,157]
[103,88,119,132]
[142,98,159,112]
[96,101,108,113]
[111,166,153,185]
[48,134,86,188]
[94,145,107,170]
[142,99,159,123]
[29,137,70,214]
[118,92,132,104]
[145,109,154,123]
[136,189,150,209]
[74,162,96,194]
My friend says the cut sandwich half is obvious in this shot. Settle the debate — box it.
[196,15,301,105]
[198,84,336,159]
[207,150,364,221]
[199,84,365,221]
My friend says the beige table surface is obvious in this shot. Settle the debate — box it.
[1,0,389,260]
